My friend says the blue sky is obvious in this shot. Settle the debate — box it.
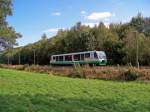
[7,0,150,46]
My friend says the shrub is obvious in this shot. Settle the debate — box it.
[0,64,4,68]
[120,66,143,81]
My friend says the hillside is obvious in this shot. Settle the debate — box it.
[0,68,150,112]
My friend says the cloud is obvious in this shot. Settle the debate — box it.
[81,10,86,15]
[52,12,61,16]
[43,28,65,34]
[43,28,59,33]
[87,12,114,20]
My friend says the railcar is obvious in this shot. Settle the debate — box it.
[50,51,107,66]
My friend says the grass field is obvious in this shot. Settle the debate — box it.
[0,68,150,112]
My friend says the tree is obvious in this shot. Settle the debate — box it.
[130,13,145,32]
[123,31,150,65]
[0,0,21,48]
[0,0,12,25]
[143,17,150,37]
[0,0,21,64]
[41,33,47,40]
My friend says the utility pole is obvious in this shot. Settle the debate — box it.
[33,49,36,65]
[18,52,21,65]
[133,31,139,69]
[7,48,11,65]
[7,56,10,65]
[18,48,22,65]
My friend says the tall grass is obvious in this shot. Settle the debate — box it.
[0,64,149,81]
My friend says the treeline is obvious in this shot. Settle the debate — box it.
[0,13,150,65]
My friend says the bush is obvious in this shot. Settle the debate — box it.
[120,66,143,81]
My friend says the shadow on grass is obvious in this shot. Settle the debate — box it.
[95,78,126,83]
[95,78,148,84]
[0,94,150,112]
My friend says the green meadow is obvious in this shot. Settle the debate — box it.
[0,68,150,112]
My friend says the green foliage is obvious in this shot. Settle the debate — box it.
[1,68,150,112]
[0,0,22,50]
[0,0,12,25]
[124,69,139,81]
[130,13,145,32]
[123,32,150,65]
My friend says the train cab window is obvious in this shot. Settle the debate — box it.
[59,56,63,61]
[99,54,106,59]
[94,52,98,58]
[85,53,90,58]
[65,55,72,61]
[98,52,106,60]
[74,54,80,61]
[53,57,56,60]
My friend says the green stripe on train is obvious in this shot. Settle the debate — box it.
[50,60,107,65]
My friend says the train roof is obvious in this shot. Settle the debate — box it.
[51,50,105,56]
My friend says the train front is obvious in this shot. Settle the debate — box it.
[97,51,107,65]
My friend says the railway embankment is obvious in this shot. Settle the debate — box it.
[0,64,149,81]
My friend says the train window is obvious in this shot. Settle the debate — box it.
[74,54,80,61]
[85,53,90,58]
[65,55,72,61]
[99,54,106,59]
[80,54,84,60]
[94,52,98,58]
[56,56,59,61]
[59,56,63,61]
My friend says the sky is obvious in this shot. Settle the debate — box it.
[7,0,150,46]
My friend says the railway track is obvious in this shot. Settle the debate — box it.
[51,65,150,70]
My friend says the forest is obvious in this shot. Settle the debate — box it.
[0,13,150,65]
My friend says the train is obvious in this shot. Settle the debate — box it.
[50,50,107,66]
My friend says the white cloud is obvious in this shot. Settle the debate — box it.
[81,10,86,15]
[87,12,114,20]
[52,12,61,16]
[43,28,62,33]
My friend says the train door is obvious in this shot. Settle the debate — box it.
[91,52,94,59]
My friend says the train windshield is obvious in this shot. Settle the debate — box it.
[98,52,106,60]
